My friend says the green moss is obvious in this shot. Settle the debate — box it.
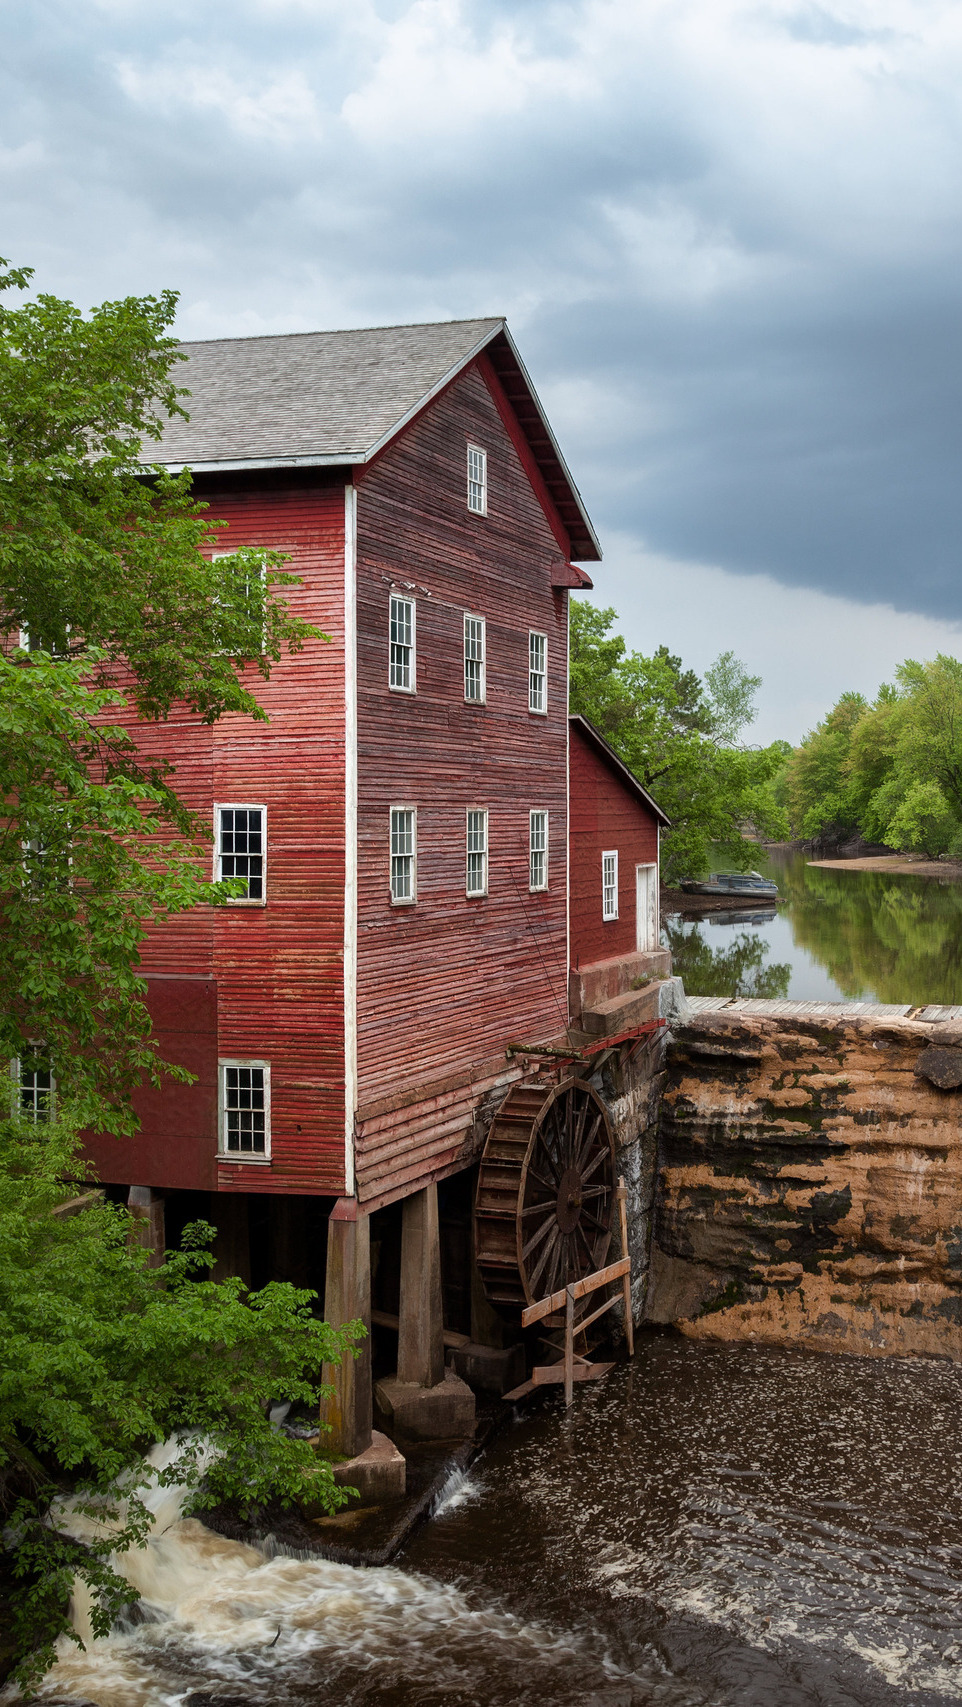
[699,1277,746,1316]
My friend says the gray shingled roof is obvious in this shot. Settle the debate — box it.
[140,316,601,561]
[145,317,502,467]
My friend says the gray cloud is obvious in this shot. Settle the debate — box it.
[3,0,962,643]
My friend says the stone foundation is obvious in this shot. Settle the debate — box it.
[652,1010,962,1359]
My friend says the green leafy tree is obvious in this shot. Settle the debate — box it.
[0,1123,358,1685]
[704,650,762,745]
[784,691,868,843]
[0,263,349,1681]
[786,657,962,856]
[569,603,787,880]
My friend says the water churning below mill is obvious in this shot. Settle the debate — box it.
[20,1336,962,1707]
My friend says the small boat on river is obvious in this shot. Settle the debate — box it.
[679,870,779,900]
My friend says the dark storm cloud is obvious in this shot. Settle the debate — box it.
[4,0,962,617]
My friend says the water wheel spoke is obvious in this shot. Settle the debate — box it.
[579,1184,608,1201]
[521,1195,555,1216]
[521,1214,556,1262]
[577,1111,604,1172]
[572,1093,590,1168]
[528,1225,562,1295]
[580,1146,609,1185]
[528,1164,559,1194]
[574,1221,596,1270]
[535,1125,564,1184]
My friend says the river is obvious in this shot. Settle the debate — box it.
[27,1336,962,1707]
[664,849,962,1007]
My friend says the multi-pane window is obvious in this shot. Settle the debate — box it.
[464,615,486,703]
[529,811,548,892]
[389,594,416,691]
[14,1055,53,1124]
[217,806,265,902]
[220,1062,269,1156]
[466,810,488,897]
[602,850,619,920]
[528,631,547,714]
[467,445,487,515]
[390,807,416,903]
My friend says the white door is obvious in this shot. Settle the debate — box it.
[636,863,659,951]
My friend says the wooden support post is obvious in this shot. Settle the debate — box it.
[127,1186,165,1269]
[564,1286,575,1408]
[320,1198,372,1459]
[617,1176,634,1358]
[398,1183,444,1389]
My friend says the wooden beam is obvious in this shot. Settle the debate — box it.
[521,1256,631,1327]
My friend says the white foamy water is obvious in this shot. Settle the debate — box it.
[8,1438,673,1707]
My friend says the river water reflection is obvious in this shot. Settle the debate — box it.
[665,850,962,1007]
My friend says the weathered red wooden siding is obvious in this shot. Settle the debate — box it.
[83,975,219,1189]
[353,361,571,1207]
[87,474,349,1196]
[569,723,659,967]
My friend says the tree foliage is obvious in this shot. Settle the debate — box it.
[785,656,962,857]
[0,1123,358,1685]
[0,263,348,1682]
[569,602,787,880]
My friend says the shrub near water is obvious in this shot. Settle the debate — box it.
[0,1120,359,1687]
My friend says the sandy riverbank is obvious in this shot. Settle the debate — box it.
[808,855,962,880]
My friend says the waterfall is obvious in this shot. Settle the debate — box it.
[6,1437,646,1707]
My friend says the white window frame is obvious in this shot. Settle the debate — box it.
[390,805,417,905]
[463,613,486,705]
[218,1059,271,1162]
[467,443,487,515]
[389,593,417,693]
[214,803,267,906]
[10,1055,55,1124]
[466,809,488,898]
[529,810,549,892]
[528,631,547,715]
[602,849,619,921]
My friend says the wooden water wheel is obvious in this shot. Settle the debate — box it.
[474,1078,616,1312]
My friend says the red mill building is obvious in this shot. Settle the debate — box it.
[83,319,671,1482]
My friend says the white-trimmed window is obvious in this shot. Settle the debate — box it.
[219,1061,270,1158]
[466,809,488,897]
[464,614,486,704]
[602,850,619,920]
[12,1054,54,1124]
[529,811,548,892]
[467,444,487,515]
[528,631,547,714]
[216,805,266,903]
[389,594,416,692]
[390,807,417,904]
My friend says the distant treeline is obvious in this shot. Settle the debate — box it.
[782,656,962,858]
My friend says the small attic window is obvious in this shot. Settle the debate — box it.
[467,445,487,515]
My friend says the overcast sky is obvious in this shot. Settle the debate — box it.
[5,0,962,742]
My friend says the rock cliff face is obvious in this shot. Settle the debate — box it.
[649,1011,962,1359]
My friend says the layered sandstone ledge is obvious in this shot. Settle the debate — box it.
[649,1010,962,1360]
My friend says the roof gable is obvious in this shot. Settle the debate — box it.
[569,715,671,826]
[142,317,601,562]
